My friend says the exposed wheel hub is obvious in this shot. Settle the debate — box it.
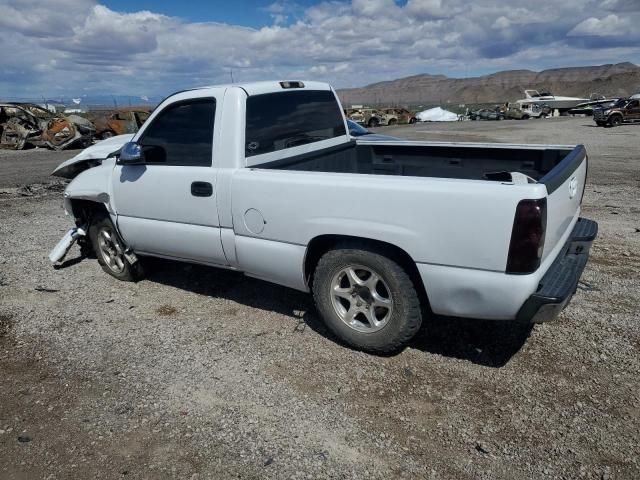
[330,265,393,333]
[97,227,126,274]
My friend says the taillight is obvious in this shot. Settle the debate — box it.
[506,198,547,274]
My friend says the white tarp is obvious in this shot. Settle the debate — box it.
[416,107,459,122]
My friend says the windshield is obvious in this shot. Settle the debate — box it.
[610,98,628,108]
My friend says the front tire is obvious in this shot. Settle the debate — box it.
[312,245,422,354]
[609,115,622,127]
[88,214,141,281]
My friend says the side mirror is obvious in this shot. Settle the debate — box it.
[117,142,143,165]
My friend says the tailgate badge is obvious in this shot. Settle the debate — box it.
[569,177,578,199]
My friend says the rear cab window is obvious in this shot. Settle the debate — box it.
[245,90,346,160]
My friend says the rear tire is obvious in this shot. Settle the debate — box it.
[88,214,142,281]
[367,117,380,128]
[312,244,422,354]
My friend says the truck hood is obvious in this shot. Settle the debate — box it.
[52,134,134,179]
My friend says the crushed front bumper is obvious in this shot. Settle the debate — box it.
[516,217,598,323]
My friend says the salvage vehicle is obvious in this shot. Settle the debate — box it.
[518,102,552,119]
[89,108,152,139]
[50,80,597,354]
[504,107,530,120]
[593,97,640,127]
[469,108,505,121]
[346,108,401,128]
[0,103,95,150]
[380,108,418,125]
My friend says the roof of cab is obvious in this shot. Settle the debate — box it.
[155,80,334,109]
[191,80,332,97]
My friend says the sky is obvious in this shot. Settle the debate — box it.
[0,0,638,100]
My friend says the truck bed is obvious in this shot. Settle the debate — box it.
[259,140,579,185]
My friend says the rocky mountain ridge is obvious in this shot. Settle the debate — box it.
[338,62,640,106]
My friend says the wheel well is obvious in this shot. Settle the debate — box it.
[304,235,431,312]
[69,199,109,226]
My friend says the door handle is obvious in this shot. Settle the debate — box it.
[191,181,213,197]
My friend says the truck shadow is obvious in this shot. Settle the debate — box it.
[144,259,531,368]
[410,315,532,368]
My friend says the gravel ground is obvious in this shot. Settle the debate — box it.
[0,147,77,188]
[1,117,639,479]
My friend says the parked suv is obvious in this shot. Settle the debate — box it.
[593,97,640,127]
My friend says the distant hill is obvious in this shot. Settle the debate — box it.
[337,63,640,107]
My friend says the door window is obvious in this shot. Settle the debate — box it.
[245,90,345,157]
[139,99,215,166]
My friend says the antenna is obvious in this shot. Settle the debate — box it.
[230,69,235,83]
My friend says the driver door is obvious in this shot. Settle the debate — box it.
[112,97,227,266]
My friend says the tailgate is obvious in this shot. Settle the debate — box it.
[539,145,587,263]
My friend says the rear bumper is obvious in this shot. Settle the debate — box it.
[516,217,598,323]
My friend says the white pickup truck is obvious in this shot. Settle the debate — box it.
[50,80,597,353]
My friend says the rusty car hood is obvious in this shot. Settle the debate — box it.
[52,134,134,179]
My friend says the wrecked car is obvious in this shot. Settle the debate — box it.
[346,107,416,127]
[88,108,152,139]
[504,108,531,120]
[380,108,418,124]
[0,103,95,150]
[345,108,382,127]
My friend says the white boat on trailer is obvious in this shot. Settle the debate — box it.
[516,89,588,112]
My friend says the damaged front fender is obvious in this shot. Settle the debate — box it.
[52,133,133,179]
[63,158,116,212]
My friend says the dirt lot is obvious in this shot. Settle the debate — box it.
[1,117,639,479]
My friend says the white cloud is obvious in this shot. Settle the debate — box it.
[405,0,453,20]
[0,0,637,98]
[568,14,637,36]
